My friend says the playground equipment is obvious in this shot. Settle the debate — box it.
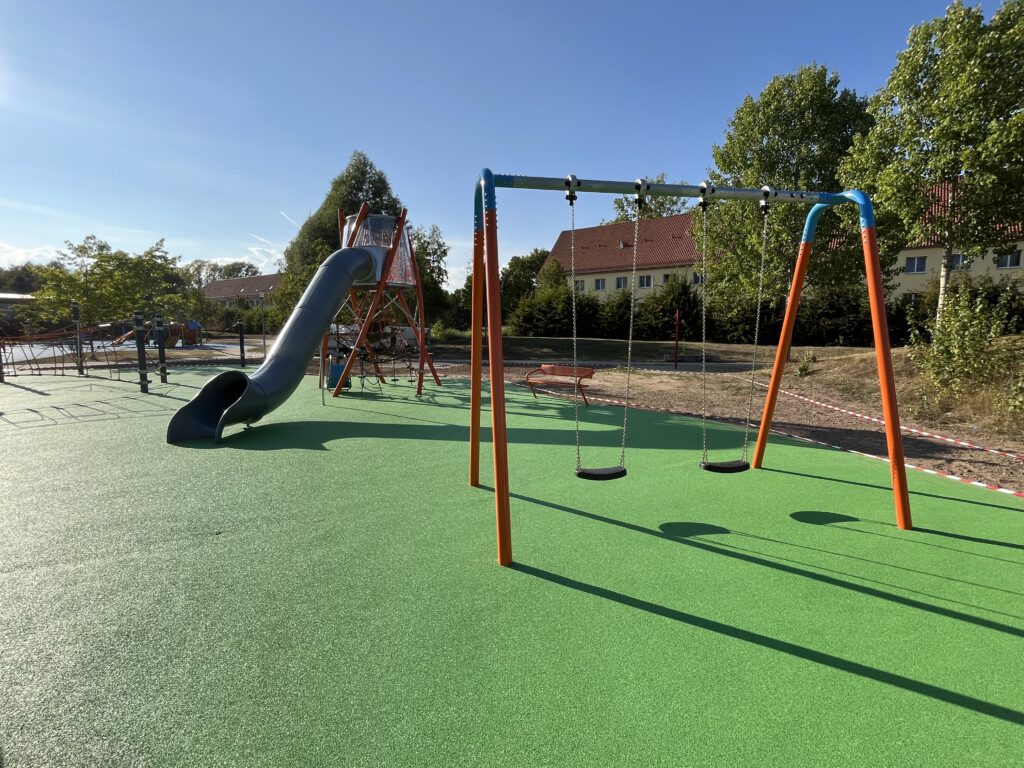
[470,170,912,567]
[566,174,640,481]
[325,204,441,398]
[166,243,389,443]
[696,186,772,473]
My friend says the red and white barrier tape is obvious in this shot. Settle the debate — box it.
[516,382,1024,500]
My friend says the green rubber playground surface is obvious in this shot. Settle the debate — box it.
[2,368,1023,766]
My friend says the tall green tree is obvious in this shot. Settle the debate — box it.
[279,150,402,310]
[705,65,873,327]
[409,224,451,324]
[29,236,191,324]
[499,248,549,319]
[604,173,690,223]
[220,260,261,279]
[840,0,1024,318]
[0,261,52,294]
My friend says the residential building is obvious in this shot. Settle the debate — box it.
[204,273,281,307]
[547,210,1022,303]
[548,214,704,297]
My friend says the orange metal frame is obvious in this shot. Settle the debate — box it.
[470,171,912,568]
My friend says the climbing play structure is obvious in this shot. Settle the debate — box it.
[323,203,441,398]
[469,170,912,566]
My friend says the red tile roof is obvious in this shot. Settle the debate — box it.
[548,213,699,275]
[204,273,282,302]
[907,180,1024,249]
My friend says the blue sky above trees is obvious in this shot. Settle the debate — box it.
[0,0,998,288]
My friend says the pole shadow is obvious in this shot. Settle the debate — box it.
[791,510,1024,561]
[763,466,1024,514]
[501,490,1024,636]
[509,561,1024,726]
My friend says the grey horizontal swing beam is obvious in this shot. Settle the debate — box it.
[491,173,847,206]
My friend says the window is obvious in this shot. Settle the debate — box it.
[996,250,1021,269]
[663,273,672,284]
[594,278,606,290]
[638,275,652,288]
[615,276,628,290]
[692,271,705,285]
[905,256,927,274]
[573,280,584,293]
[948,254,970,271]
[906,292,923,308]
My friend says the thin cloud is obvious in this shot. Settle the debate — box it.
[246,232,274,245]
[279,211,300,228]
[0,241,59,268]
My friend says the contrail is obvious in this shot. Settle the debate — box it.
[279,211,300,228]
[246,232,273,245]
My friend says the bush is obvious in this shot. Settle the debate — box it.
[508,288,600,338]
[636,275,701,341]
[908,287,1012,394]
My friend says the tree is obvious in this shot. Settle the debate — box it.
[706,65,873,329]
[0,261,51,294]
[180,260,224,291]
[636,275,701,341]
[840,1,1024,318]
[499,248,549,320]
[219,261,261,279]
[279,150,402,311]
[408,224,452,324]
[29,236,191,324]
[604,173,690,223]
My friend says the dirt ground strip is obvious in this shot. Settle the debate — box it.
[440,364,1024,493]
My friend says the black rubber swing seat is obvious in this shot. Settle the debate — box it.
[575,466,628,481]
[700,460,750,474]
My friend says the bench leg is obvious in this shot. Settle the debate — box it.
[579,385,589,407]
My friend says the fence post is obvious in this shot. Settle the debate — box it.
[133,310,149,394]
[71,301,84,375]
[236,321,246,368]
[155,314,168,384]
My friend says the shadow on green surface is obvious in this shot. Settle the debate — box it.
[510,561,1024,725]
[503,490,1024,635]
[792,510,1024,555]
[764,467,1024,514]
[207,415,757,454]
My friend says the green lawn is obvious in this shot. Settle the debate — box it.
[1,369,1022,766]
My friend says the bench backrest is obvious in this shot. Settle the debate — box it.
[539,364,594,378]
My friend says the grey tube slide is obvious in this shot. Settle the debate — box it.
[166,247,379,444]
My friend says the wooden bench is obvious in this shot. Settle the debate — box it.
[525,364,594,406]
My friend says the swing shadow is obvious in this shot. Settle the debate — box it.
[496,489,1024,635]
[509,561,1024,726]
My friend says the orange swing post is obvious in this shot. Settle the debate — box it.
[752,196,911,530]
[470,171,512,566]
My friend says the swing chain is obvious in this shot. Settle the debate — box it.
[698,183,709,464]
[620,179,647,468]
[566,174,582,472]
[741,188,772,461]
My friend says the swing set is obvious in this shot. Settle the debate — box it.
[469,169,912,567]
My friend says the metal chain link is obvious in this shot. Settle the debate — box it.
[619,200,642,469]
[741,207,770,461]
[699,201,709,465]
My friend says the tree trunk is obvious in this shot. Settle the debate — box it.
[935,243,953,322]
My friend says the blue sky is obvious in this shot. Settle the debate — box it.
[0,0,995,289]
